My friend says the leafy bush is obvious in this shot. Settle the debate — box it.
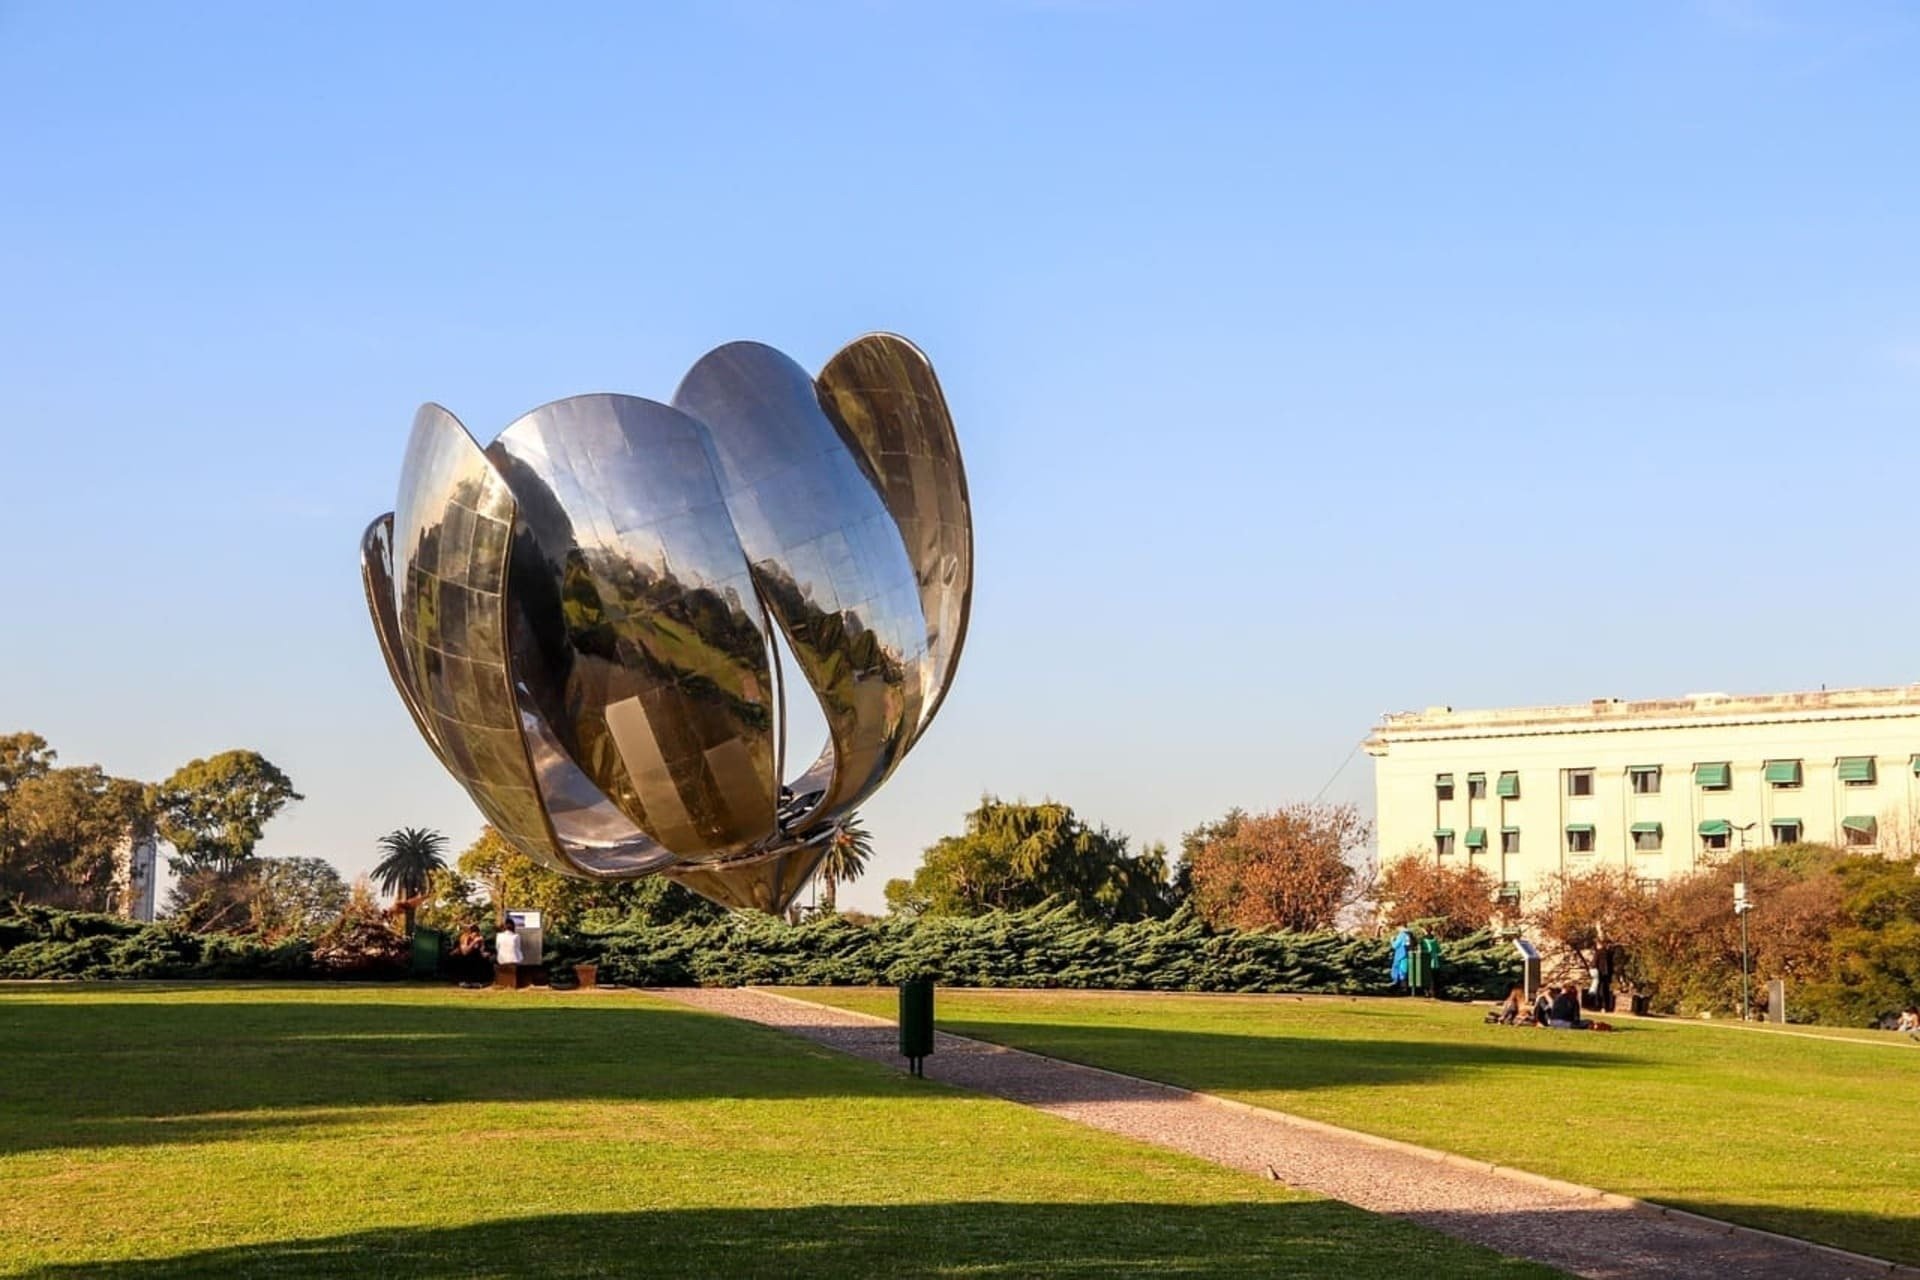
[547,901,1520,999]
[0,900,1520,997]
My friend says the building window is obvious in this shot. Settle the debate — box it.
[1496,771,1520,799]
[1695,762,1732,791]
[1699,819,1731,852]
[1770,819,1802,845]
[1467,772,1487,800]
[1842,815,1877,847]
[1630,822,1663,852]
[1763,759,1803,789]
[1435,773,1455,800]
[1837,757,1877,786]
[1566,824,1596,853]
[1635,877,1663,892]
[1434,828,1455,856]
[1566,769,1595,797]
[1464,826,1488,851]
[1498,880,1522,906]
[1500,827,1520,855]
[1628,766,1661,796]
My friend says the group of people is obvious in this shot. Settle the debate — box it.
[1896,1007,1920,1033]
[1486,984,1610,1031]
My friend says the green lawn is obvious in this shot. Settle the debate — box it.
[790,988,1920,1266]
[0,985,1553,1279]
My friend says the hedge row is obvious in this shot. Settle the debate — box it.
[0,901,1522,999]
[547,903,1519,999]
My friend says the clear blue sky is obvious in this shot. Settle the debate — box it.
[4,2,1917,910]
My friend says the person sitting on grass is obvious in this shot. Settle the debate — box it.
[1897,1007,1920,1033]
[1547,984,1586,1030]
[1486,986,1524,1025]
[1532,989,1555,1027]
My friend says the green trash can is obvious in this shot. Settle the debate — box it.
[1419,936,1442,998]
[899,977,934,1076]
[409,928,444,979]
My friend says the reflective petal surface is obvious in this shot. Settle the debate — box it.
[816,333,973,748]
[673,343,929,835]
[384,404,568,873]
[488,395,779,862]
[364,335,971,914]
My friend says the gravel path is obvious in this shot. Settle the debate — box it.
[656,987,1910,1280]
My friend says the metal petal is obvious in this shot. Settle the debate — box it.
[387,403,570,874]
[659,830,833,914]
[815,333,973,749]
[361,513,445,759]
[672,343,930,836]
[487,394,780,860]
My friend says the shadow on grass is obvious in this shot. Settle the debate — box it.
[15,1202,1556,1279]
[924,1019,1634,1094]
[0,991,909,1156]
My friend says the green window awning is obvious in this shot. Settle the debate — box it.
[1842,815,1877,835]
[1630,822,1662,835]
[1695,762,1731,788]
[1496,771,1520,798]
[1435,773,1454,789]
[1771,818,1801,833]
[1628,764,1658,776]
[1698,819,1731,837]
[1464,826,1488,849]
[1763,760,1802,786]
[1501,825,1520,834]
[1467,772,1486,783]
[1837,757,1877,784]
[1911,754,1920,776]
[1434,827,1455,838]
[1565,823,1595,834]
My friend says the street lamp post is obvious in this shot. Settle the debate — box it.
[1732,821,1757,1020]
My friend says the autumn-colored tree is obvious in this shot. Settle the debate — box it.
[1181,803,1373,933]
[1635,844,1846,1014]
[1526,866,1655,986]
[1371,853,1498,940]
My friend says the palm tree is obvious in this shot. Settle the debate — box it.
[372,827,448,904]
[819,814,873,913]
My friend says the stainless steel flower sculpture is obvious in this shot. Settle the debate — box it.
[361,335,972,912]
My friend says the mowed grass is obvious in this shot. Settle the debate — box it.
[0,986,1555,1279]
[791,988,1920,1265]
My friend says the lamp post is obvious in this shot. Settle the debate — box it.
[1732,821,1756,1020]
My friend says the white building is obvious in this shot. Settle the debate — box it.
[111,831,158,922]
[1364,685,1920,898]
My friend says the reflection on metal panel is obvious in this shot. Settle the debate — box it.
[816,333,973,749]
[673,342,928,837]
[363,336,971,914]
[383,404,568,873]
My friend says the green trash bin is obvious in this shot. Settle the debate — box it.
[409,928,444,979]
[899,977,934,1076]
[1419,936,1442,997]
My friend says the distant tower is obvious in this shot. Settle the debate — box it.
[112,828,158,922]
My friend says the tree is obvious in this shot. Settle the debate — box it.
[1526,867,1654,984]
[1799,854,1920,1026]
[371,827,449,901]
[151,751,301,872]
[1,764,149,910]
[1371,853,1498,940]
[1181,803,1373,932]
[251,856,350,936]
[882,798,1172,923]
[819,813,873,912]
